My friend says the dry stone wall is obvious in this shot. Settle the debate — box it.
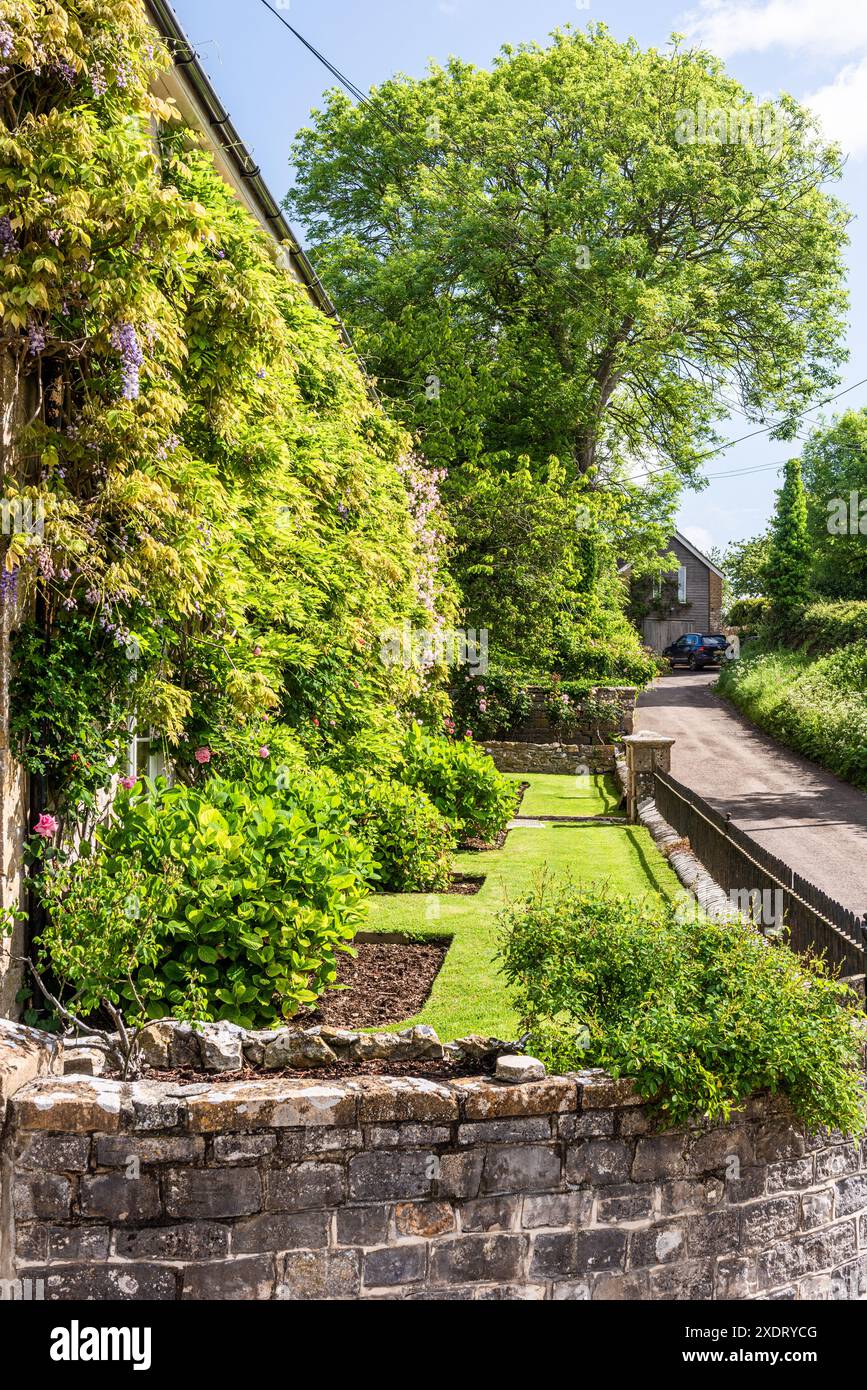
[3,1057,866,1301]
[484,743,618,775]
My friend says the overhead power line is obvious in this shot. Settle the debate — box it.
[256,0,867,481]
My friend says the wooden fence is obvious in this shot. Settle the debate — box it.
[652,769,866,979]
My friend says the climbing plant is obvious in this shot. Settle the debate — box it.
[0,0,449,829]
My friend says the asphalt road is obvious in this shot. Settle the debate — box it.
[635,668,867,919]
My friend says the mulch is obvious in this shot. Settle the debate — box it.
[304,940,448,1030]
[447,875,484,895]
[142,1057,488,1084]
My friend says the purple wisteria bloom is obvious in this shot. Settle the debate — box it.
[0,215,19,256]
[110,322,144,400]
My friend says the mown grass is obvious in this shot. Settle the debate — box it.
[509,771,623,818]
[363,774,682,1039]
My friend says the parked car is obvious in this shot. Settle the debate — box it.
[663,633,729,670]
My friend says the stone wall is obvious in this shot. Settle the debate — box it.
[485,742,618,776]
[4,1062,866,1301]
[500,686,635,745]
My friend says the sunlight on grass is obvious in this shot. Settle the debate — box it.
[364,774,681,1039]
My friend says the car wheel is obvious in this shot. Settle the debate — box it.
[688,655,698,670]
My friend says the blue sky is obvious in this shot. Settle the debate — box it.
[170,0,866,554]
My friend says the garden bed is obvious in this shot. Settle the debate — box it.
[305,941,448,1029]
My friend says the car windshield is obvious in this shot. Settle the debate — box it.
[702,636,726,646]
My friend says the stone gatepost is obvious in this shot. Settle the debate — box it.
[623,731,675,823]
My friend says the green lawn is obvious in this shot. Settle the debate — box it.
[363,774,681,1039]
[509,771,623,818]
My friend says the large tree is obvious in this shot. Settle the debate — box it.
[801,409,867,600]
[286,23,849,671]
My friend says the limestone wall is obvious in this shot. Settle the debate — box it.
[2,1050,865,1300]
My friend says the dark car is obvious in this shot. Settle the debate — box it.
[663,633,729,670]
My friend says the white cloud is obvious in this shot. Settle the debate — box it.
[680,0,867,156]
[680,524,717,555]
[681,0,867,58]
[803,54,867,154]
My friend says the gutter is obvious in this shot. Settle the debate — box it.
[144,0,355,351]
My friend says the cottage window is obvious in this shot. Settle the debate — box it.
[677,566,687,604]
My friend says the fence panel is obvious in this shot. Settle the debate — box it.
[652,770,866,979]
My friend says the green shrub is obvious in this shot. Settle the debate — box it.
[727,596,769,629]
[32,848,179,1026]
[499,880,865,1134]
[98,772,374,1027]
[718,641,867,788]
[449,669,532,741]
[801,600,867,652]
[345,772,455,892]
[399,725,518,843]
[543,677,624,740]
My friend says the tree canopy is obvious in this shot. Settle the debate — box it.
[286,23,850,672]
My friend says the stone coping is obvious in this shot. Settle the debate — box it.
[0,1017,63,1125]
[9,1069,646,1133]
[10,1068,802,1137]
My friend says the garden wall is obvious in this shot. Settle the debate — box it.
[484,742,618,776]
[503,685,636,745]
[2,1027,865,1301]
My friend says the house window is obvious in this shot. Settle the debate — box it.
[127,721,167,782]
[677,566,687,604]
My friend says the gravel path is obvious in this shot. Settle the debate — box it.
[635,669,867,918]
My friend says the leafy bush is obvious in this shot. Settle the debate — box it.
[32,847,178,1023]
[727,596,769,629]
[399,725,518,843]
[97,773,374,1027]
[543,676,625,741]
[449,669,532,741]
[718,642,867,788]
[345,773,455,892]
[499,880,865,1134]
[800,600,867,652]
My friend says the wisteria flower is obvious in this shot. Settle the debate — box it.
[33,813,58,840]
[194,747,211,764]
[0,214,18,256]
[27,321,46,356]
[110,322,144,400]
[90,61,107,98]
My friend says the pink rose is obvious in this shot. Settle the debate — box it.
[119,776,136,790]
[33,813,58,839]
[479,700,487,712]
[258,746,270,759]
[252,645,262,657]
[194,747,211,764]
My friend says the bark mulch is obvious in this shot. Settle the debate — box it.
[447,875,485,895]
[146,1057,487,1083]
[306,940,448,1030]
